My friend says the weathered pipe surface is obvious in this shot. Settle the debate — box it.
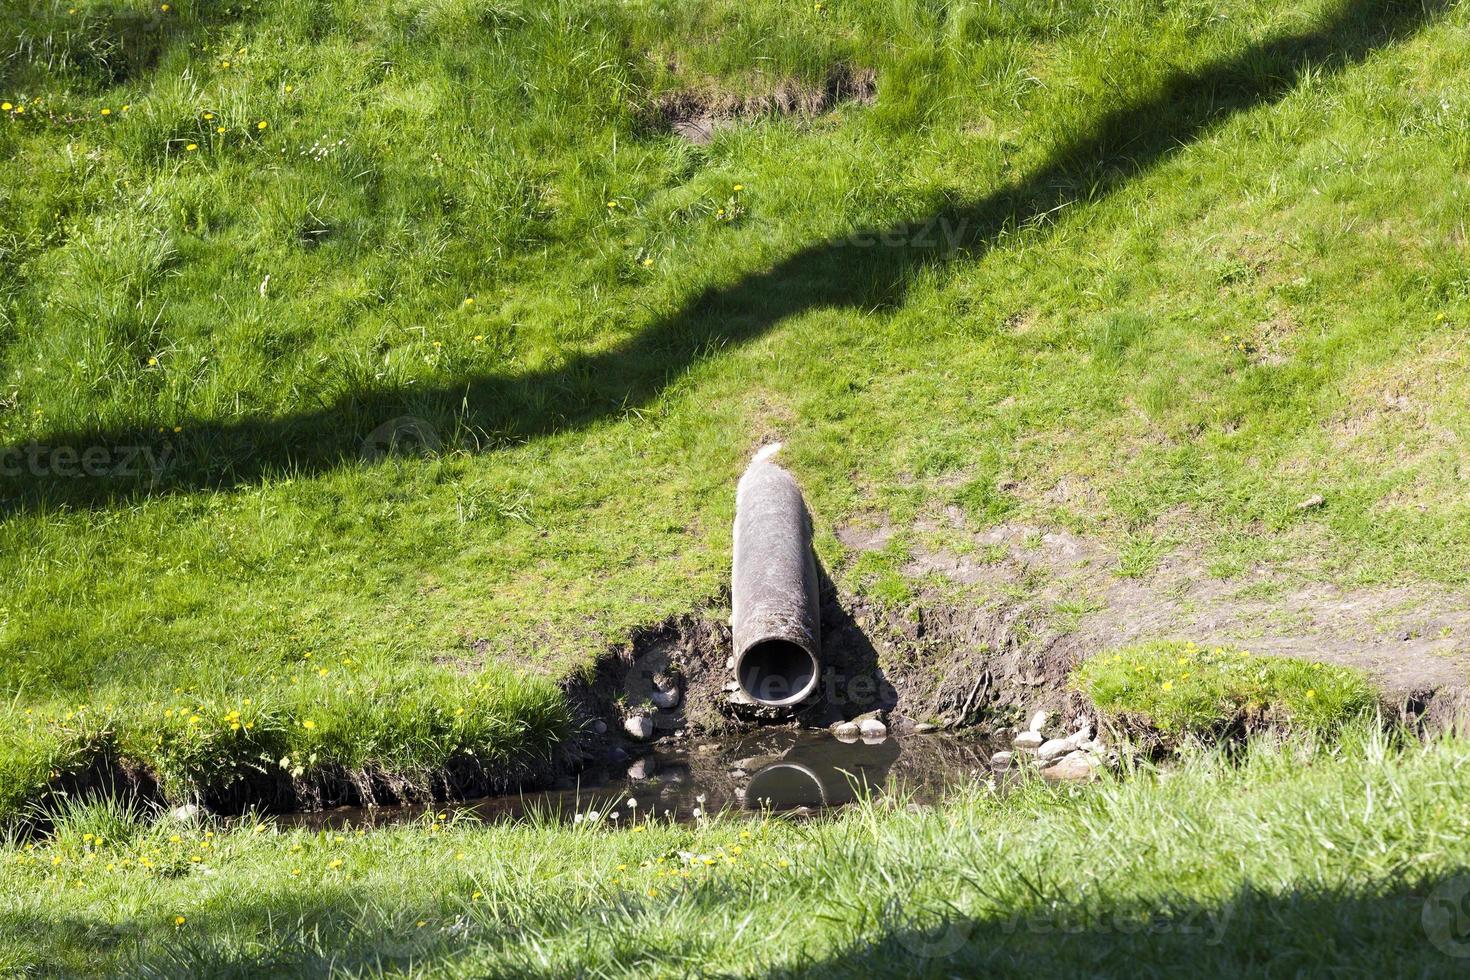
[732,446,821,707]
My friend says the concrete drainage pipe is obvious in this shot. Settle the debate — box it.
[731,445,821,708]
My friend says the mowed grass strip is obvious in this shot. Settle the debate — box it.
[2,0,1469,815]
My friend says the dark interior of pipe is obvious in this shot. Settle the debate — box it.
[738,639,817,705]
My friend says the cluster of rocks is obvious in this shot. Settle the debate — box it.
[829,711,891,742]
[620,672,683,742]
[991,710,1111,782]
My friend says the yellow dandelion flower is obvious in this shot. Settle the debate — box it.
[174,915,186,927]
[642,257,654,267]
[733,183,744,191]
[285,84,295,93]
[100,108,111,116]
[1,103,10,111]
[1161,681,1174,692]
[329,859,344,869]
[185,143,198,152]
[1306,689,1316,699]
[257,120,268,131]
[302,719,316,730]
[204,112,214,120]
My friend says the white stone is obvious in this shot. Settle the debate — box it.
[623,715,654,740]
[1038,738,1073,761]
[832,722,861,741]
[1026,709,1050,735]
[1043,751,1102,782]
[990,750,1014,769]
[858,718,888,739]
[1013,731,1043,750]
[651,686,682,710]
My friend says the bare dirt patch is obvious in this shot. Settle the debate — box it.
[645,65,877,143]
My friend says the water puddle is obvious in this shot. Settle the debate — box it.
[279,731,998,831]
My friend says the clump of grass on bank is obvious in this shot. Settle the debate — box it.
[4,727,1470,976]
[0,667,570,823]
[1074,640,1376,736]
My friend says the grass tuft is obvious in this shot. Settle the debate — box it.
[1073,639,1377,736]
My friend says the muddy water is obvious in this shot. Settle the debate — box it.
[281,731,998,831]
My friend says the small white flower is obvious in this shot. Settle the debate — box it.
[627,798,637,809]
[692,807,704,819]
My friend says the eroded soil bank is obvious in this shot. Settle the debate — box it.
[29,520,1470,827]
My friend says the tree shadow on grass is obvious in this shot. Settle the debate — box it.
[774,875,1470,978]
[6,870,1470,977]
[0,0,1448,518]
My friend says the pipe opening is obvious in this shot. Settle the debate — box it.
[737,639,818,707]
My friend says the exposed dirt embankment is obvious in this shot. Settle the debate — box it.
[579,517,1470,760]
[25,520,1468,829]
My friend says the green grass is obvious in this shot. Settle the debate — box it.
[1074,639,1377,735]
[4,0,1470,814]
[7,726,1470,976]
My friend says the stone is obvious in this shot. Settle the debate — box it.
[990,750,1014,769]
[1038,738,1073,761]
[1043,751,1102,782]
[1068,721,1093,746]
[1296,493,1326,511]
[591,719,608,735]
[1026,709,1050,735]
[169,804,199,822]
[651,685,682,710]
[913,723,939,734]
[832,721,862,740]
[626,757,655,780]
[853,710,887,724]
[623,715,654,740]
[858,718,888,739]
[1012,731,1043,750]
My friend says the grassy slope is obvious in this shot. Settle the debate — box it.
[5,728,1470,976]
[3,0,1470,812]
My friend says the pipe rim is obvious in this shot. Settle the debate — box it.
[733,636,820,707]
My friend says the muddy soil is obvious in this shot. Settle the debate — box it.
[645,65,877,143]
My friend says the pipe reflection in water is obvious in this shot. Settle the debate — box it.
[274,730,993,832]
[743,736,901,811]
